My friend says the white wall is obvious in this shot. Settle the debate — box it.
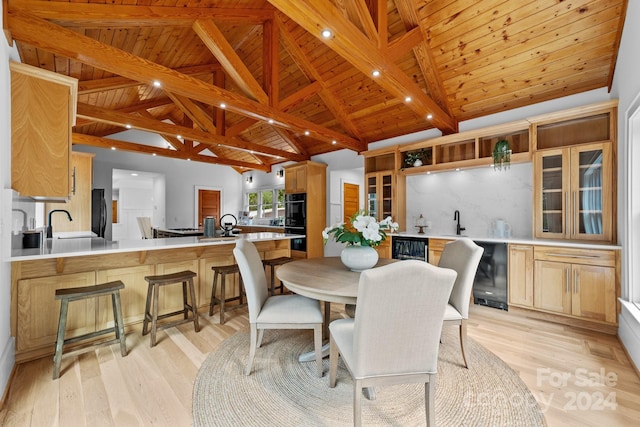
[406,163,532,238]
[609,0,640,370]
[0,4,21,398]
[75,143,243,239]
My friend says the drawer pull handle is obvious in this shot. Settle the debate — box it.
[546,253,602,259]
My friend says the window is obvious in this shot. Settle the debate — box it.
[246,188,284,219]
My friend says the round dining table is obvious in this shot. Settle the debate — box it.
[276,256,397,345]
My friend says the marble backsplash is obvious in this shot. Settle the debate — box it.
[405,162,533,239]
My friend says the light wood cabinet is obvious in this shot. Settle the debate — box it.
[398,120,531,174]
[362,147,406,231]
[374,239,391,259]
[10,61,78,199]
[534,143,613,242]
[11,239,291,361]
[45,152,94,233]
[427,238,452,266]
[284,161,327,258]
[284,165,307,193]
[531,101,617,243]
[532,246,617,325]
[508,244,534,307]
[16,272,96,354]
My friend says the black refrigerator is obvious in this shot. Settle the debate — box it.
[91,188,107,238]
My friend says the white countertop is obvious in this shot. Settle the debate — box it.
[390,231,622,250]
[9,232,298,262]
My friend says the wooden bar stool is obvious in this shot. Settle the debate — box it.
[53,280,127,380]
[262,257,294,296]
[143,270,199,347]
[209,264,246,324]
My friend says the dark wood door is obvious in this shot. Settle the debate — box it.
[198,190,220,227]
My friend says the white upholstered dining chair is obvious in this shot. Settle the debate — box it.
[328,260,457,427]
[438,238,484,368]
[233,239,323,377]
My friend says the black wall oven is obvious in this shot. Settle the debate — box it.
[285,226,306,252]
[285,193,307,252]
[285,193,306,227]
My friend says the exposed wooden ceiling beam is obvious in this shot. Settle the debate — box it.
[72,133,270,171]
[267,0,457,134]
[78,64,220,95]
[394,0,451,116]
[386,26,423,62]
[76,102,306,162]
[165,91,217,134]
[7,10,365,152]
[193,19,269,104]
[7,0,275,27]
[278,15,360,138]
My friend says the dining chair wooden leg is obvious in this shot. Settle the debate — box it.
[313,324,323,377]
[329,334,338,387]
[354,379,363,427]
[459,321,469,368]
[425,379,435,427]
[245,323,258,376]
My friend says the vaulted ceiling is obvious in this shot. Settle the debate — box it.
[3,0,627,173]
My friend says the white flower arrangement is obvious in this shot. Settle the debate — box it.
[323,210,399,247]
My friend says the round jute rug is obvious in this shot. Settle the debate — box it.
[193,328,545,426]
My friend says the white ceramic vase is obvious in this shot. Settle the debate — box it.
[340,245,379,272]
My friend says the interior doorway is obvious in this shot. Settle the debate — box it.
[198,189,220,227]
[343,182,360,223]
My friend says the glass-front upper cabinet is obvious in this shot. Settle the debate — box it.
[366,172,394,221]
[534,143,612,242]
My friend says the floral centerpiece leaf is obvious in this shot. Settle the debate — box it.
[323,211,398,248]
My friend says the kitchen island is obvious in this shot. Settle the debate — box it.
[9,233,295,362]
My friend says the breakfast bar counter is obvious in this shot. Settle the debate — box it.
[10,233,295,362]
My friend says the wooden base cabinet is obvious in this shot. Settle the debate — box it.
[427,238,452,266]
[508,244,534,307]
[531,246,617,325]
[11,239,291,362]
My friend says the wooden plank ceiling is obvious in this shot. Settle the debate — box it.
[3,0,627,173]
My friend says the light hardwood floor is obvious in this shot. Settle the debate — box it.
[1,304,639,426]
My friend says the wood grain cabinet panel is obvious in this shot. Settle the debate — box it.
[531,246,618,326]
[16,272,96,353]
[508,244,534,307]
[45,152,94,233]
[96,265,154,327]
[10,62,77,199]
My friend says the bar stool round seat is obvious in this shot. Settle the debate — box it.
[143,270,199,347]
[262,257,294,296]
[209,264,246,324]
[53,280,127,379]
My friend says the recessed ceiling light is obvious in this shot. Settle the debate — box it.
[405,96,412,102]
[426,171,431,175]
[304,130,310,136]
[177,135,182,139]
[455,168,460,171]
[268,119,274,124]
[372,70,380,77]
[131,173,138,177]
[152,153,157,156]
[321,29,332,38]
[111,147,116,150]
[426,114,433,120]
[187,158,191,161]
[220,103,226,109]
[332,140,337,145]
[152,80,161,88]
[125,124,132,129]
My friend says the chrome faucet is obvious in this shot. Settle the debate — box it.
[454,210,466,235]
[46,209,73,238]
